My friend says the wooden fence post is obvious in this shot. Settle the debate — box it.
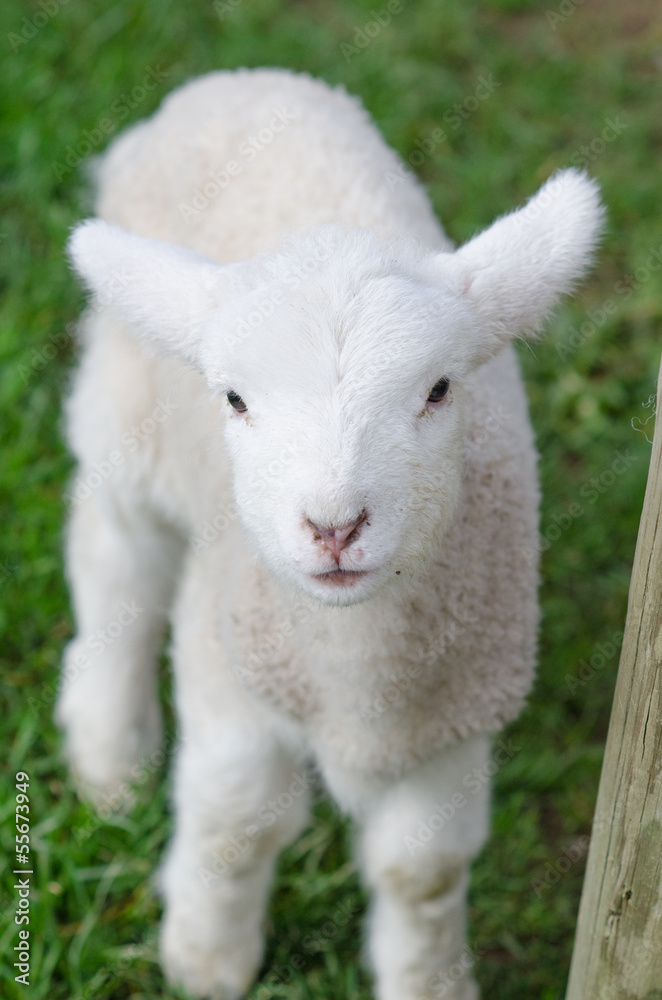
[565,355,662,1000]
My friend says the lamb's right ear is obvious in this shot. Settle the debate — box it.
[68,220,232,364]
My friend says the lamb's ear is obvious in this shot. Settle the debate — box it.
[68,220,231,364]
[434,169,605,366]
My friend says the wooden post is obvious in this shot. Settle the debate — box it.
[565,354,662,1000]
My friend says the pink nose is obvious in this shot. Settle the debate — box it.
[307,514,366,561]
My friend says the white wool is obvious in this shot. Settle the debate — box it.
[57,69,604,1000]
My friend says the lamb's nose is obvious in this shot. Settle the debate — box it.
[306,514,366,561]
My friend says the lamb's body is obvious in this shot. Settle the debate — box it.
[68,70,539,775]
[59,69,601,1000]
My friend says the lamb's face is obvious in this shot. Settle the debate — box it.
[205,242,478,606]
[68,169,604,607]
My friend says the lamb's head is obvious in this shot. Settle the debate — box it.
[69,168,603,606]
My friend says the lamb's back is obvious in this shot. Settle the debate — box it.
[95,68,451,259]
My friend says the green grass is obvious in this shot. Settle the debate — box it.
[2,0,662,996]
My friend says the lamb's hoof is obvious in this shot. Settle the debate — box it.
[160,910,262,1000]
[56,693,163,812]
[58,724,161,814]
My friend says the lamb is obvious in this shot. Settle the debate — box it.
[57,67,604,1000]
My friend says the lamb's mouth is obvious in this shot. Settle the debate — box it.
[312,569,371,586]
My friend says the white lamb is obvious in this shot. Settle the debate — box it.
[57,68,603,1000]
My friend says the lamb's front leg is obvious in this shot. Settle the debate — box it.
[160,718,310,999]
[324,735,491,1000]
[159,552,310,999]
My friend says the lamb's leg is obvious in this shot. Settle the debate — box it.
[56,491,182,802]
[160,727,310,999]
[159,552,310,999]
[323,735,491,1000]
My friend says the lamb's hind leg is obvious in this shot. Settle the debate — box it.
[323,735,491,1000]
[56,490,183,802]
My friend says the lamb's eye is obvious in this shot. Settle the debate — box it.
[227,390,247,412]
[427,378,450,403]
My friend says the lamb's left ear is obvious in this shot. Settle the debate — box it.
[433,169,605,366]
[68,220,236,364]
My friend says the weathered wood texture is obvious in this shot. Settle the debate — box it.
[566,354,662,1000]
